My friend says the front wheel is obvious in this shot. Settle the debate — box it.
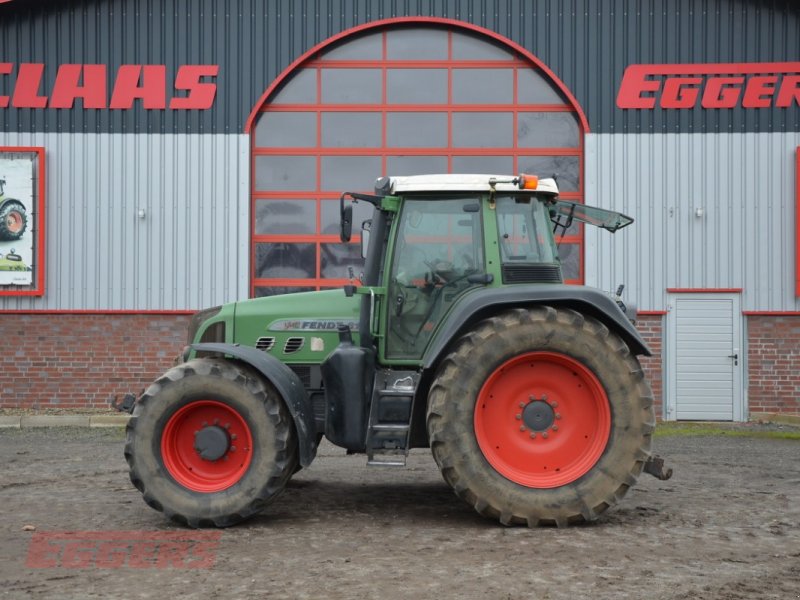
[125,358,298,527]
[426,306,655,527]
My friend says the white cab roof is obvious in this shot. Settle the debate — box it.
[382,174,559,195]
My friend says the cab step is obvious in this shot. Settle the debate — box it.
[365,370,419,468]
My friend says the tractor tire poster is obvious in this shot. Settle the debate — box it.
[0,148,44,295]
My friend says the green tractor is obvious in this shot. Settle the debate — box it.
[125,173,666,528]
[0,178,28,242]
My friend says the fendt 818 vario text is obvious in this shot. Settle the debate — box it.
[124,173,670,528]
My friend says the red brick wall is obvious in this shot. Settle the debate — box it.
[635,314,664,418]
[1,314,190,409]
[747,315,800,416]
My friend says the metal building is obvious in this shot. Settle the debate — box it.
[0,0,798,421]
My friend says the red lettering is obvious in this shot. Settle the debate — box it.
[0,63,11,108]
[776,74,800,107]
[94,541,131,568]
[25,535,62,568]
[184,540,219,569]
[701,76,744,108]
[660,77,702,109]
[61,540,96,568]
[12,63,48,108]
[170,65,219,109]
[128,541,159,568]
[616,65,661,109]
[742,75,778,108]
[109,65,166,109]
[50,64,107,109]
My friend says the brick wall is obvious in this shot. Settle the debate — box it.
[1,314,190,409]
[747,315,800,416]
[635,314,664,418]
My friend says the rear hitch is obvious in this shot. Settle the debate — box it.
[110,393,137,414]
[643,455,673,480]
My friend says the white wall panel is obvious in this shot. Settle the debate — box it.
[585,133,800,312]
[0,133,250,310]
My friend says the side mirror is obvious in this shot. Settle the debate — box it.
[360,220,371,259]
[340,204,353,242]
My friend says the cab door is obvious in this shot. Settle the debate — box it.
[383,196,485,361]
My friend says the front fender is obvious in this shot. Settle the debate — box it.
[422,285,652,369]
[190,342,317,467]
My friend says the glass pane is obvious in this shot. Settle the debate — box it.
[320,156,382,191]
[387,197,485,359]
[387,112,447,148]
[254,112,317,148]
[255,200,316,234]
[451,155,513,174]
[452,112,513,148]
[387,155,448,176]
[323,32,383,60]
[254,156,316,191]
[271,69,317,105]
[321,69,382,104]
[518,69,568,104]
[255,243,316,279]
[321,199,374,235]
[496,196,558,263]
[558,243,581,281]
[452,69,513,104]
[321,243,364,278]
[552,201,633,232]
[322,112,381,147]
[517,156,580,191]
[387,69,448,104]
[518,112,580,148]
[255,286,315,297]
[451,31,514,60]
[386,28,448,60]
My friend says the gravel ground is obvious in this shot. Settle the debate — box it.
[0,427,798,599]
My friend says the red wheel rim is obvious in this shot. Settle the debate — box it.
[6,211,23,234]
[161,400,254,492]
[474,352,611,488]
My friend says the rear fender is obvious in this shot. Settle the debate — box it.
[422,285,652,370]
[190,342,317,467]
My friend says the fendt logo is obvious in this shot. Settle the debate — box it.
[0,63,218,110]
[617,63,800,110]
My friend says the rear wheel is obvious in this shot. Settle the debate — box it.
[427,306,655,527]
[0,201,27,241]
[125,358,298,527]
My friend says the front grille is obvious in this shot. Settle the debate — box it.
[255,336,275,351]
[502,264,562,284]
[289,365,312,388]
[284,337,305,354]
[199,321,226,344]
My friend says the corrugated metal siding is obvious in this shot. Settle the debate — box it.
[585,131,800,312]
[0,0,798,135]
[0,133,249,310]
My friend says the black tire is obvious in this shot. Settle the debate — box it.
[0,201,27,241]
[125,358,298,527]
[426,306,655,527]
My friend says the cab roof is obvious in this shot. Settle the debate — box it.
[378,174,560,196]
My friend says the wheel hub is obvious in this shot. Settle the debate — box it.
[194,425,230,461]
[522,400,554,432]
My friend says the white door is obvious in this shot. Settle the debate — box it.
[665,293,744,421]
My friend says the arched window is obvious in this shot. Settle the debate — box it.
[248,21,586,297]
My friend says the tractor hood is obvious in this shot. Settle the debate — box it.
[231,289,361,363]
